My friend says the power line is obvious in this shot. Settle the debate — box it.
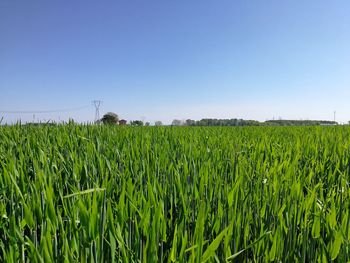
[0,105,90,114]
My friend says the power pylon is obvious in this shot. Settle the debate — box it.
[92,100,102,123]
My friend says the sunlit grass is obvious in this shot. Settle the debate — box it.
[0,124,349,262]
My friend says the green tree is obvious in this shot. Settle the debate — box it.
[155,121,163,126]
[101,112,119,125]
[130,120,143,126]
[185,119,196,126]
[172,119,182,126]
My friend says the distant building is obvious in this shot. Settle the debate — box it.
[119,119,127,125]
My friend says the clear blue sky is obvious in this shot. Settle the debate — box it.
[1,0,349,124]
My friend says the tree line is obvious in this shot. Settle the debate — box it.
[172,118,338,126]
[100,112,338,126]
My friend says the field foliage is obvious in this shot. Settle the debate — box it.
[0,125,350,262]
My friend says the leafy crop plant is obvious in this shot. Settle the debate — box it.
[0,125,349,262]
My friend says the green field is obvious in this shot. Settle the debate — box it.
[1,125,349,262]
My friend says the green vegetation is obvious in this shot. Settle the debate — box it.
[0,125,349,262]
[130,120,144,126]
[101,112,119,125]
[182,118,338,126]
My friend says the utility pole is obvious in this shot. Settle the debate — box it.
[92,100,102,123]
[334,111,336,123]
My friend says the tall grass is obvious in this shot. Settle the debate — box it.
[0,124,349,262]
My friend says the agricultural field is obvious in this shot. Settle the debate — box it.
[0,125,350,262]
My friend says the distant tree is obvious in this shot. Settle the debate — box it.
[172,119,182,126]
[264,119,338,126]
[145,122,150,126]
[130,120,144,126]
[101,112,119,125]
[185,119,196,126]
[155,121,163,126]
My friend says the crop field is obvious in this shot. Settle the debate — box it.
[0,125,350,262]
